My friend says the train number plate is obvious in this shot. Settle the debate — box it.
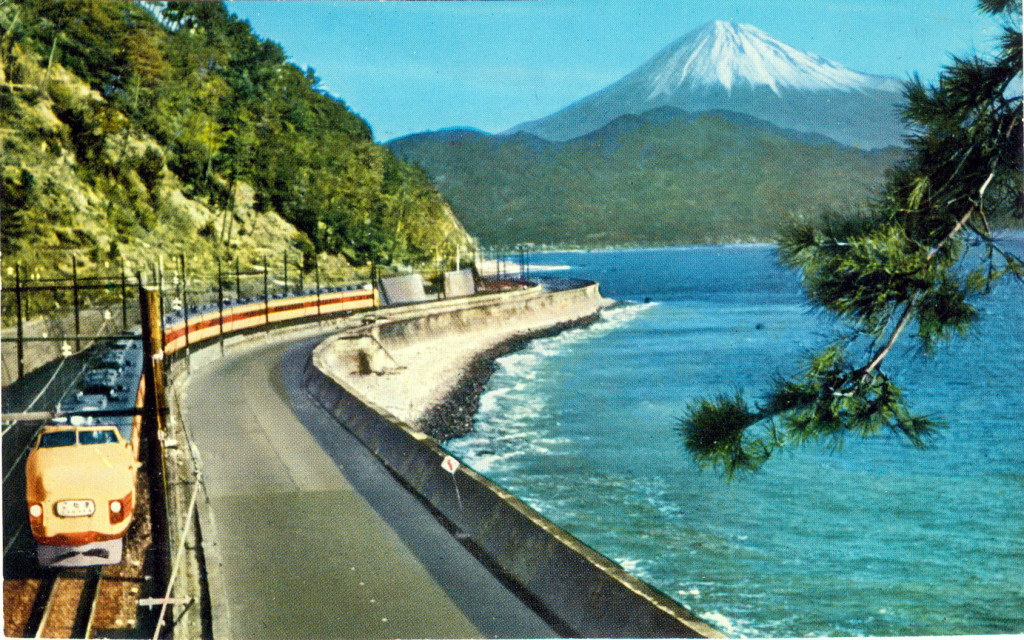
[56,500,95,517]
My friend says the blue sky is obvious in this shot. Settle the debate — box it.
[227,1,1005,142]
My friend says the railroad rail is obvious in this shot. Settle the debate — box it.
[22,568,102,638]
[3,423,157,639]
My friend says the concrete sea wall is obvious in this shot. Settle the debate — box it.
[307,282,723,638]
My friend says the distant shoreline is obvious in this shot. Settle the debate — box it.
[496,227,1024,256]
[492,240,777,255]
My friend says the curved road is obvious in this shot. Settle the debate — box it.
[181,333,557,639]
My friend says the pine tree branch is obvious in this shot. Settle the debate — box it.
[859,292,920,380]
[860,169,995,380]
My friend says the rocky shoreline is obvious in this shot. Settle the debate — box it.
[417,312,603,441]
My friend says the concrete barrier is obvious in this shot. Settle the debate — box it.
[156,281,610,639]
[306,284,723,639]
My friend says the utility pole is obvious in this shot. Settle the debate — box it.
[138,281,170,626]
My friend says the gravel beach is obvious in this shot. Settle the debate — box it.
[331,305,606,441]
[417,315,601,441]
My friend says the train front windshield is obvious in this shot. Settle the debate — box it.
[38,429,119,447]
[38,431,76,448]
[79,430,118,445]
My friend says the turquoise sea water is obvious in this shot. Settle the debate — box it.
[446,243,1024,637]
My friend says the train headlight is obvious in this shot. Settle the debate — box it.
[29,504,43,518]
[109,493,132,525]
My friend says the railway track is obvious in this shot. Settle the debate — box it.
[20,568,102,638]
[4,462,157,639]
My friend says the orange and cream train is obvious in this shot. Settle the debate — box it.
[26,337,146,567]
[161,286,378,354]
[26,284,378,566]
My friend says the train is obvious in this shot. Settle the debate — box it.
[25,284,378,567]
[25,337,145,567]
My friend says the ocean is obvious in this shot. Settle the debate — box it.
[446,242,1024,637]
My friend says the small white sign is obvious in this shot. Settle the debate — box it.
[441,455,461,474]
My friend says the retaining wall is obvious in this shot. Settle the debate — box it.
[307,283,723,639]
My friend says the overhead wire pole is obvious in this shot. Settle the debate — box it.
[217,258,225,356]
[315,254,322,321]
[15,263,24,379]
[138,279,170,626]
[121,259,129,332]
[263,256,269,331]
[180,255,190,370]
[370,262,378,310]
[72,255,81,351]
[157,255,165,327]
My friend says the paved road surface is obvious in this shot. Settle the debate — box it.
[181,333,556,639]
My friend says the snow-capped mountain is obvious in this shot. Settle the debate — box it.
[506,21,908,148]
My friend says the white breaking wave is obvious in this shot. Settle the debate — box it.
[615,557,648,579]
[642,20,899,98]
[493,301,658,381]
[447,301,657,474]
[699,611,750,638]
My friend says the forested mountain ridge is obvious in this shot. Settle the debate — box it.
[1,1,473,283]
[390,108,905,247]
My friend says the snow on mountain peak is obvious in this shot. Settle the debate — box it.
[642,20,898,99]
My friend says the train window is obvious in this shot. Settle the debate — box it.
[81,383,115,395]
[39,431,77,448]
[79,430,118,445]
[62,394,108,414]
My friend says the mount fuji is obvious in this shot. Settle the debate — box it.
[505,21,908,149]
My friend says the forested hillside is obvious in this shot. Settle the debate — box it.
[1,1,473,282]
[390,108,905,247]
